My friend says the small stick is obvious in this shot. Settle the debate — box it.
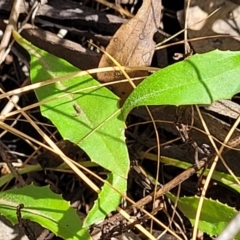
[17,204,35,240]
[0,141,25,187]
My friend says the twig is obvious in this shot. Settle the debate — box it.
[91,158,208,237]
[0,141,25,187]
[0,0,22,65]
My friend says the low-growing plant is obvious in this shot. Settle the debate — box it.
[0,31,240,239]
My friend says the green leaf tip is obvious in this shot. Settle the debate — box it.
[12,30,42,59]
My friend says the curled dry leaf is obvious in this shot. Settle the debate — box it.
[97,0,162,102]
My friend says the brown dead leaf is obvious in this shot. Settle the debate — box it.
[97,0,162,102]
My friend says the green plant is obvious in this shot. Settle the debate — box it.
[0,31,240,239]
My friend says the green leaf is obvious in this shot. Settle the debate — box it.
[13,31,129,227]
[0,185,90,240]
[14,32,129,178]
[175,196,239,238]
[122,50,240,118]
[13,31,129,179]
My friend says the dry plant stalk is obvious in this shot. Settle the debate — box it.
[97,0,162,101]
